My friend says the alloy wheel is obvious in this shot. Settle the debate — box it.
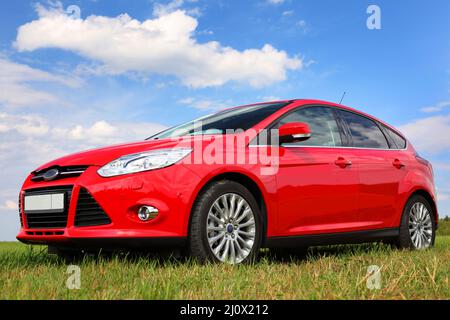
[408,202,433,249]
[206,193,256,264]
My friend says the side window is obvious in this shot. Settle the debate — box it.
[275,107,342,147]
[383,125,407,149]
[339,110,389,149]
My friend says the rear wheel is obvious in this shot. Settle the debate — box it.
[189,180,262,264]
[398,195,436,250]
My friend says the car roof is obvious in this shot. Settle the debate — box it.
[233,99,406,139]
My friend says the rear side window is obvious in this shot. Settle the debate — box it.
[275,106,342,147]
[339,110,389,149]
[383,125,407,149]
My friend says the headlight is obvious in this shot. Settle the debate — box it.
[97,148,192,177]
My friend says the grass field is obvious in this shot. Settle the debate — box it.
[1,222,449,300]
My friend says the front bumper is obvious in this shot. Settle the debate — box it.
[17,164,201,247]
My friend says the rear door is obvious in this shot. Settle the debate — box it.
[337,110,407,229]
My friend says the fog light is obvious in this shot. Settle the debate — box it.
[137,206,159,221]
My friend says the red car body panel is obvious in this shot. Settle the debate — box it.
[17,99,438,247]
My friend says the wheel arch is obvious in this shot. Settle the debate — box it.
[186,171,269,244]
[403,189,438,225]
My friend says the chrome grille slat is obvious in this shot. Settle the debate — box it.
[31,166,88,181]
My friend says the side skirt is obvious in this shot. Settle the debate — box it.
[265,228,399,248]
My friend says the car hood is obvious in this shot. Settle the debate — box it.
[34,137,200,171]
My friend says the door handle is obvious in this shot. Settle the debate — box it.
[393,159,405,169]
[335,157,352,168]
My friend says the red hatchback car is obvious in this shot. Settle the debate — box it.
[17,100,438,264]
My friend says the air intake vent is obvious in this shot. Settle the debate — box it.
[23,186,73,229]
[75,188,111,227]
[18,194,23,227]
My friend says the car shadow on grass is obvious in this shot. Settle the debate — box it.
[261,242,396,263]
[8,241,397,267]
[67,242,396,265]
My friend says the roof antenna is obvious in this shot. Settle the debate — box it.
[339,91,346,105]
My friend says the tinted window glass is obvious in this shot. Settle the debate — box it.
[383,126,407,149]
[276,107,342,146]
[339,111,388,149]
[151,103,287,139]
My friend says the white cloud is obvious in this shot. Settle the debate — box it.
[282,10,294,16]
[0,112,166,154]
[0,200,17,211]
[15,5,302,88]
[438,193,449,201]
[0,58,80,108]
[267,0,285,4]
[153,0,202,18]
[153,0,202,17]
[434,162,450,171]
[153,0,184,16]
[0,112,49,136]
[178,97,230,111]
[0,57,78,86]
[296,20,309,34]
[262,96,281,102]
[421,100,450,113]
[398,114,450,154]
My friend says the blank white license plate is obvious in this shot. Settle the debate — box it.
[24,193,65,212]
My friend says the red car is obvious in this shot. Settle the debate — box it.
[17,99,438,264]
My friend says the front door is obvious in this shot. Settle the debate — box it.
[273,106,360,236]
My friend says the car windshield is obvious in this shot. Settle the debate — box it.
[148,102,288,140]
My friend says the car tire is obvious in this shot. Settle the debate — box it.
[189,180,262,264]
[397,195,436,250]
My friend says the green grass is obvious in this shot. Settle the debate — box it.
[437,218,450,236]
[0,236,449,300]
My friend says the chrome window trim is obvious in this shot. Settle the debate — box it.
[248,144,408,151]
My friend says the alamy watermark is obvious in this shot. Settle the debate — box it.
[66,265,81,290]
[367,5,382,30]
[366,265,382,290]
[66,4,81,19]
[170,122,283,176]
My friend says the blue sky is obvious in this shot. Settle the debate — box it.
[0,0,449,240]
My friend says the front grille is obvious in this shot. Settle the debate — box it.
[24,186,73,229]
[75,188,111,227]
[31,166,88,181]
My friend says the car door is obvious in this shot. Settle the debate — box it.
[273,106,361,236]
[337,109,407,229]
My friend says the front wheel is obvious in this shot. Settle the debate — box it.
[397,195,436,250]
[189,180,262,264]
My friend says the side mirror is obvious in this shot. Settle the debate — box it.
[278,122,311,143]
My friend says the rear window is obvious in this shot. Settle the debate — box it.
[339,110,389,149]
[383,125,407,149]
